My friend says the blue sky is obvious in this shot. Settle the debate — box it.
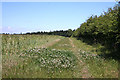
[2,2,116,33]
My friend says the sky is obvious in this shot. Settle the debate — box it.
[2,2,116,33]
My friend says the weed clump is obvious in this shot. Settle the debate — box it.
[20,48,77,70]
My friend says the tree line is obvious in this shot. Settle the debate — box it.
[26,29,75,37]
[72,5,120,59]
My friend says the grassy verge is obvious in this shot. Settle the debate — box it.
[72,38,118,78]
[71,38,96,53]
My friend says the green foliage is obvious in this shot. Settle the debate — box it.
[73,6,120,58]
[25,29,74,37]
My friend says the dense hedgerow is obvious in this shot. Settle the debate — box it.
[73,6,120,59]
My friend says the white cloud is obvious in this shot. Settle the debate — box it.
[7,26,11,30]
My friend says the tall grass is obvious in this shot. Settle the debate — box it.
[2,34,61,55]
[2,34,77,78]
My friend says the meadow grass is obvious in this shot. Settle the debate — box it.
[2,34,62,55]
[2,35,118,78]
[71,38,118,78]
[3,48,77,78]
[48,38,84,78]
[71,38,96,54]
[2,35,77,78]
[48,37,72,51]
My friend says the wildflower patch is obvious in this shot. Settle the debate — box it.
[20,48,77,70]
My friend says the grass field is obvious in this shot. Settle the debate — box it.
[2,34,118,78]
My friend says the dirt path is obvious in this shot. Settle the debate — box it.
[69,38,75,48]
[40,38,61,48]
[69,38,91,78]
